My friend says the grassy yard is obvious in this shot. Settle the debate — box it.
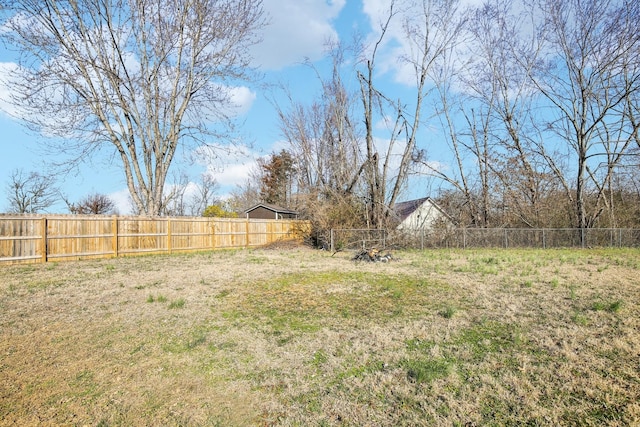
[1,247,639,426]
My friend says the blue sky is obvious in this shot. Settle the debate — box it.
[0,0,449,214]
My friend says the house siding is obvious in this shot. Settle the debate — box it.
[395,198,453,231]
[245,204,298,220]
[247,206,277,219]
[398,202,441,230]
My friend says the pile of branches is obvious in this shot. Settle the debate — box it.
[352,247,394,263]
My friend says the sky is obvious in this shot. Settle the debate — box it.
[0,0,446,214]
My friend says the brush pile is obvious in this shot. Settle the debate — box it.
[352,247,394,263]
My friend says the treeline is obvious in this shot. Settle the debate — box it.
[3,0,639,235]
[239,0,640,236]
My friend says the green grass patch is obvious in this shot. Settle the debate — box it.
[405,338,437,352]
[168,298,185,309]
[334,359,386,383]
[402,357,453,384]
[146,294,167,303]
[591,298,623,313]
[242,271,449,324]
[310,349,328,369]
[455,320,525,361]
[215,289,231,299]
[24,279,66,292]
[439,305,457,319]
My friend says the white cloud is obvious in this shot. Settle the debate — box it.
[362,0,396,30]
[251,0,346,70]
[108,188,134,215]
[209,161,257,188]
[194,143,261,189]
[193,139,297,194]
[0,62,20,118]
[227,86,257,117]
[361,0,477,88]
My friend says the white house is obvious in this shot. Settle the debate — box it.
[394,197,453,230]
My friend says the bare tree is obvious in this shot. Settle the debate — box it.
[226,178,261,213]
[275,41,363,200]
[5,169,58,213]
[456,0,559,228]
[150,171,219,216]
[413,4,493,228]
[0,0,265,216]
[527,0,640,230]
[425,0,640,229]
[273,41,368,240]
[358,0,467,229]
[160,172,190,216]
[357,2,397,229]
[187,173,218,216]
[66,193,115,214]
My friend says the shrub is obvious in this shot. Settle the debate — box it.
[203,205,238,218]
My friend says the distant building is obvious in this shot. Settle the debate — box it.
[394,197,453,230]
[244,203,298,220]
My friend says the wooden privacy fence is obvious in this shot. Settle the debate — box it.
[0,214,310,264]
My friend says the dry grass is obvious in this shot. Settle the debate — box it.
[1,247,639,426]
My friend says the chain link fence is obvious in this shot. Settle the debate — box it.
[330,228,640,251]
[329,229,388,252]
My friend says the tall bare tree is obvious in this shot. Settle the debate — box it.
[5,169,59,213]
[274,41,367,239]
[358,0,466,229]
[276,42,363,199]
[527,0,640,230]
[154,171,218,216]
[187,173,218,216]
[0,0,265,216]
[357,1,397,229]
[413,1,492,228]
[460,0,560,228]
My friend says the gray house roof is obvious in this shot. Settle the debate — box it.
[244,203,298,219]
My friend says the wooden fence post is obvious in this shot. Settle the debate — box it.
[167,218,172,254]
[211,218,216,250]
[245,218,250,248]
[112,215,119,258]
[41,217,47,263]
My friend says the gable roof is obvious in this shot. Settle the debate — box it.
[394,197,431,222]
[393,197,454,224]
[244,203,298,215]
